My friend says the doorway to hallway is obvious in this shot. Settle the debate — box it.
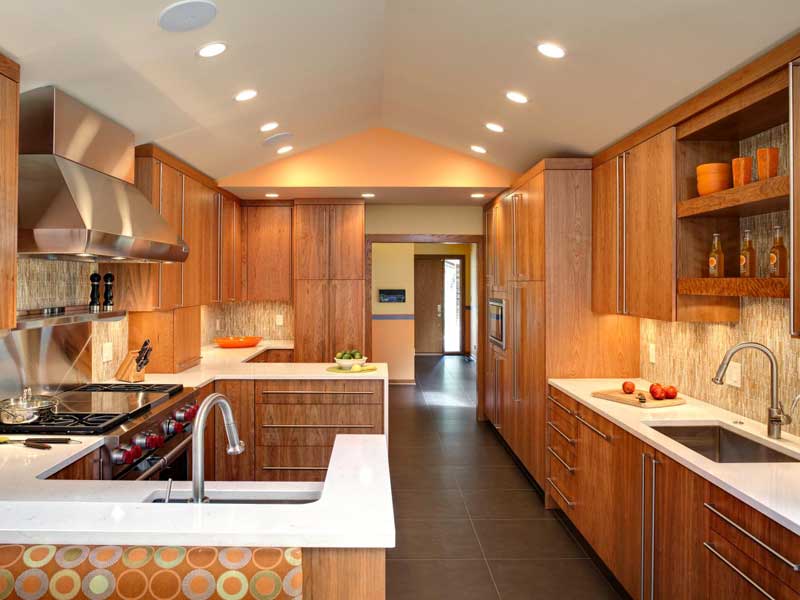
[414,255,465,355]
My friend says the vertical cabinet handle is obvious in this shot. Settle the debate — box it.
[180,174,185,308]
[639,454,658,600]
[790,62,800,336]
[157,161,163,310]
[614,154,621,315]
[621,151,628,315]
[640,453,647,600]
[217,193,222,303]
[650,456,657,600]
[513,287,520,402]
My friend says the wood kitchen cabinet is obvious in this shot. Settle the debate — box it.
[512,176,545,281]
[243,206,292,302]
[294,280,330,362]
[213,380,255,481]
[247,349,295,363]
[0,61,18,331]
[293,204,330,279]
[48,448,104,480]
[330,204,365,279]
[183,176,220,306]
[591,157,622,315]
[485,346,507,431]
[221,195,242,303]
[127,305,201,374]
[329,279,364,355]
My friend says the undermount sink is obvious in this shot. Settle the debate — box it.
[649,425,799,463]
[147,490,322,505]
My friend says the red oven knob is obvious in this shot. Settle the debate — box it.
[161,418,184,436]
[133,432,165,449]
[174,404,198,423]
[110,446,136,465]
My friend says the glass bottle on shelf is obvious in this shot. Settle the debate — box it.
[739,229,756,278]
[769,225,788,278]
[708,233,724,278]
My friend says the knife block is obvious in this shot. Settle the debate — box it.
[115,351,145,383]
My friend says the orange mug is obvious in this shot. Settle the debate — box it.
[732,157,753,187]
[757,147,779,180]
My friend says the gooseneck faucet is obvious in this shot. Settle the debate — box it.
[712,342,789,439]
[192,393,246,503]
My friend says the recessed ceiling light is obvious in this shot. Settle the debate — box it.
[263,132,292,145]
[361,193,375,198]
[277,145,293,155]
[485,122,504,133]
[471,193,485,199]
[470,145,487,154]
[537,42,566,59]
[506,91,528,104]
[260,121,279,132]
[264,193,280,198]
[235,89,257,102]
[159,0,217,32]
[197,41,226,58]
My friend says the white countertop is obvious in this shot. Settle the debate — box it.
[0,435,394,547]
[549,378,800,536]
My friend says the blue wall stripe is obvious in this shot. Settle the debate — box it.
[372,314,415,320]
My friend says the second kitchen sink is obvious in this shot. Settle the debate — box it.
[649,424,799,463]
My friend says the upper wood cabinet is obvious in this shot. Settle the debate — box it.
[243,206,292,302]
[512,176,545,281]
[293,279,330,362]
[0,67,19,330]
[220,196,242,303]
[293,202,365,280]
[330,204,365,279]
[591,157,621,315]
[183,176,220,306]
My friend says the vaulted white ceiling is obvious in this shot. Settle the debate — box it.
[1,1,799,182]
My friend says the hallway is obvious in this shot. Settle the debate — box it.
[387,355,622,599]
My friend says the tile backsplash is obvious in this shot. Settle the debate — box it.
[17,259,92,310]
[201,302,294,345]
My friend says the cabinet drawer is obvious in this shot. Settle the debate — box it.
[255,379,383,404]
[256,404,383,445]
[575,404,616,441]
[255,446,332,482]
[547,429,576,467]
[547,387,578,414]
[547,449,576,496]
[547,400,577,443]
[706,531,800,600]
[546,474,576,513]
[707,486,800,594]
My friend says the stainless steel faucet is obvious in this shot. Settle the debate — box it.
[712,342,790,439]
[191,393,246,503]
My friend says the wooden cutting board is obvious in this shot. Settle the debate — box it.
[591,389,686,409]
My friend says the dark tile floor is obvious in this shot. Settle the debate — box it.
[387,355,622,600]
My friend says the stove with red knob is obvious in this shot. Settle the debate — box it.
[132,431,165,450]
[110,444,143,465]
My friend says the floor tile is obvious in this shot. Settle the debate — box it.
[438,426,501,446]
[453,466,533,490]
[472,519,586,559]
[389,465,460,490]
[393,489,468,519]
[387,559,499,600]
[390,519,483,559]
[439,442,517,466]
[488,559,622,599]
[462,489,551,519]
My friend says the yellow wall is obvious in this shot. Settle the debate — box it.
[365,205,483,235]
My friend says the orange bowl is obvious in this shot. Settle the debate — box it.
[696,163,731,196]
[214,336,262,348]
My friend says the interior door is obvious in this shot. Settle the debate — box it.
[414,256,444,353]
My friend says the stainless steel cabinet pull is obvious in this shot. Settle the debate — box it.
[791,62,799,336]
[261,424,373,429]
[547,446,574,473]
[546,477,574,508]
[640,453,646,600]
[704,542,776,600]
[704,503,800,571]
[546,421,576,445]
[614,154,621,314]
[261,466,327,471]
[650,456,657,600]
[261,390,374,396]
[575,414,611,441]
[621,151,628,315]
[547,395,573,416]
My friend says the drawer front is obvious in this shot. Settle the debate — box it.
[708,485,800,594]
[547,430,576,468]
[255,379,383,404]
[255,446,332,482]
[547,386,578,414]
[547,449,576,497]
[256,404,383,445]
[547,400,577,442]
[575,403,616,441]
[546,474,576,513]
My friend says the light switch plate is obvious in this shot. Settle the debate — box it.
[726,361,742,388]
[102,342,113,363]
[216,319,222,331]
[276,314,284,327]
[648,343,656,365]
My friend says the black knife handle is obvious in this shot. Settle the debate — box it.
[32,438,76,444]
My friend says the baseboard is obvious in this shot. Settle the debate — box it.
[389,379,416,385]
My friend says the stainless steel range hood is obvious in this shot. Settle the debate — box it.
[17,87,189,263]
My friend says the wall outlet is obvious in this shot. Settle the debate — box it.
[216,319,222,331]
[648,343,656,365]
[102,342,114,363]
[726,361,742,388]
[276,314,284,327]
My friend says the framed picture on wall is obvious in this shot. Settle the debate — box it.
[379,289,406,303]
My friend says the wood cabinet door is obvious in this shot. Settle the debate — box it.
[244,206,292,301]
[513,177,545,281]
[220,197,241,303]
[160,163,184,309]
[329,279,365,357]
[484,208,495,286]
[214,380,255,481]
[182,177,204,306]
[330,204,365,279]
[494,198,512,292]
[173,305,201,372]
[591,157,621,315]
[293,205,329,279]
[294,279,330,362]
[485,345,497,425]
[0,74,17,330]
[201,189,221,305]
[625,128,677,321]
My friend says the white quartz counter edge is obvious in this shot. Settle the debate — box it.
[0,435,394,548]
[549,378,800,536]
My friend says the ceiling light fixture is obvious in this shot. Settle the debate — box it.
[470,145,487,154]
[471,193,485,199]
[159,0,218,32]
[505,91,528,104]
[197,41,226,58]
[361,193,375,198]
[260,121,279,132]
[485,122,504,133]
[235,89,257,102]
[264,193,280,198]
[277,145,293,155]
[537,42,566,59]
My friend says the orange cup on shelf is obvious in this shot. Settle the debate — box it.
[696,163,731,196]
[757,147,779,180]
[731,157,753,187]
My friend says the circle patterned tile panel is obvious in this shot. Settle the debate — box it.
[55,546,89,569]
[0,546,23,568]
[49,569,81,600]
[181,569,215,600]
[15,568,48,600]
[82,568,115,600]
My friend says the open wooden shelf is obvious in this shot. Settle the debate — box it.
[677,176,789,218]
[678,277,788,298]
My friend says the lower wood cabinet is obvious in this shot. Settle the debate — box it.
[47,448,104,480]
[127,306,201,374]
[213,380,255,481]
[246,349,295,363]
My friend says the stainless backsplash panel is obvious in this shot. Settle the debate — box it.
[0,322,93,399]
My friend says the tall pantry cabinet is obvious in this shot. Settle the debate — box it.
[0,54,18,331]
[483,159,640,487]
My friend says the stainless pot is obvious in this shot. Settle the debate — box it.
[0,388,58,424]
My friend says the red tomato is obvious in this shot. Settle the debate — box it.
[664,385,678,400]
[622,381,636,394]
[650,384,666,400]
[649,383,662,396]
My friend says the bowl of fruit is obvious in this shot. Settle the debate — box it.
[334,349,367,371]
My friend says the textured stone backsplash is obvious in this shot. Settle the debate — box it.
[17,259,93,310]
[201,301,294,345]
[91,318,130,382]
